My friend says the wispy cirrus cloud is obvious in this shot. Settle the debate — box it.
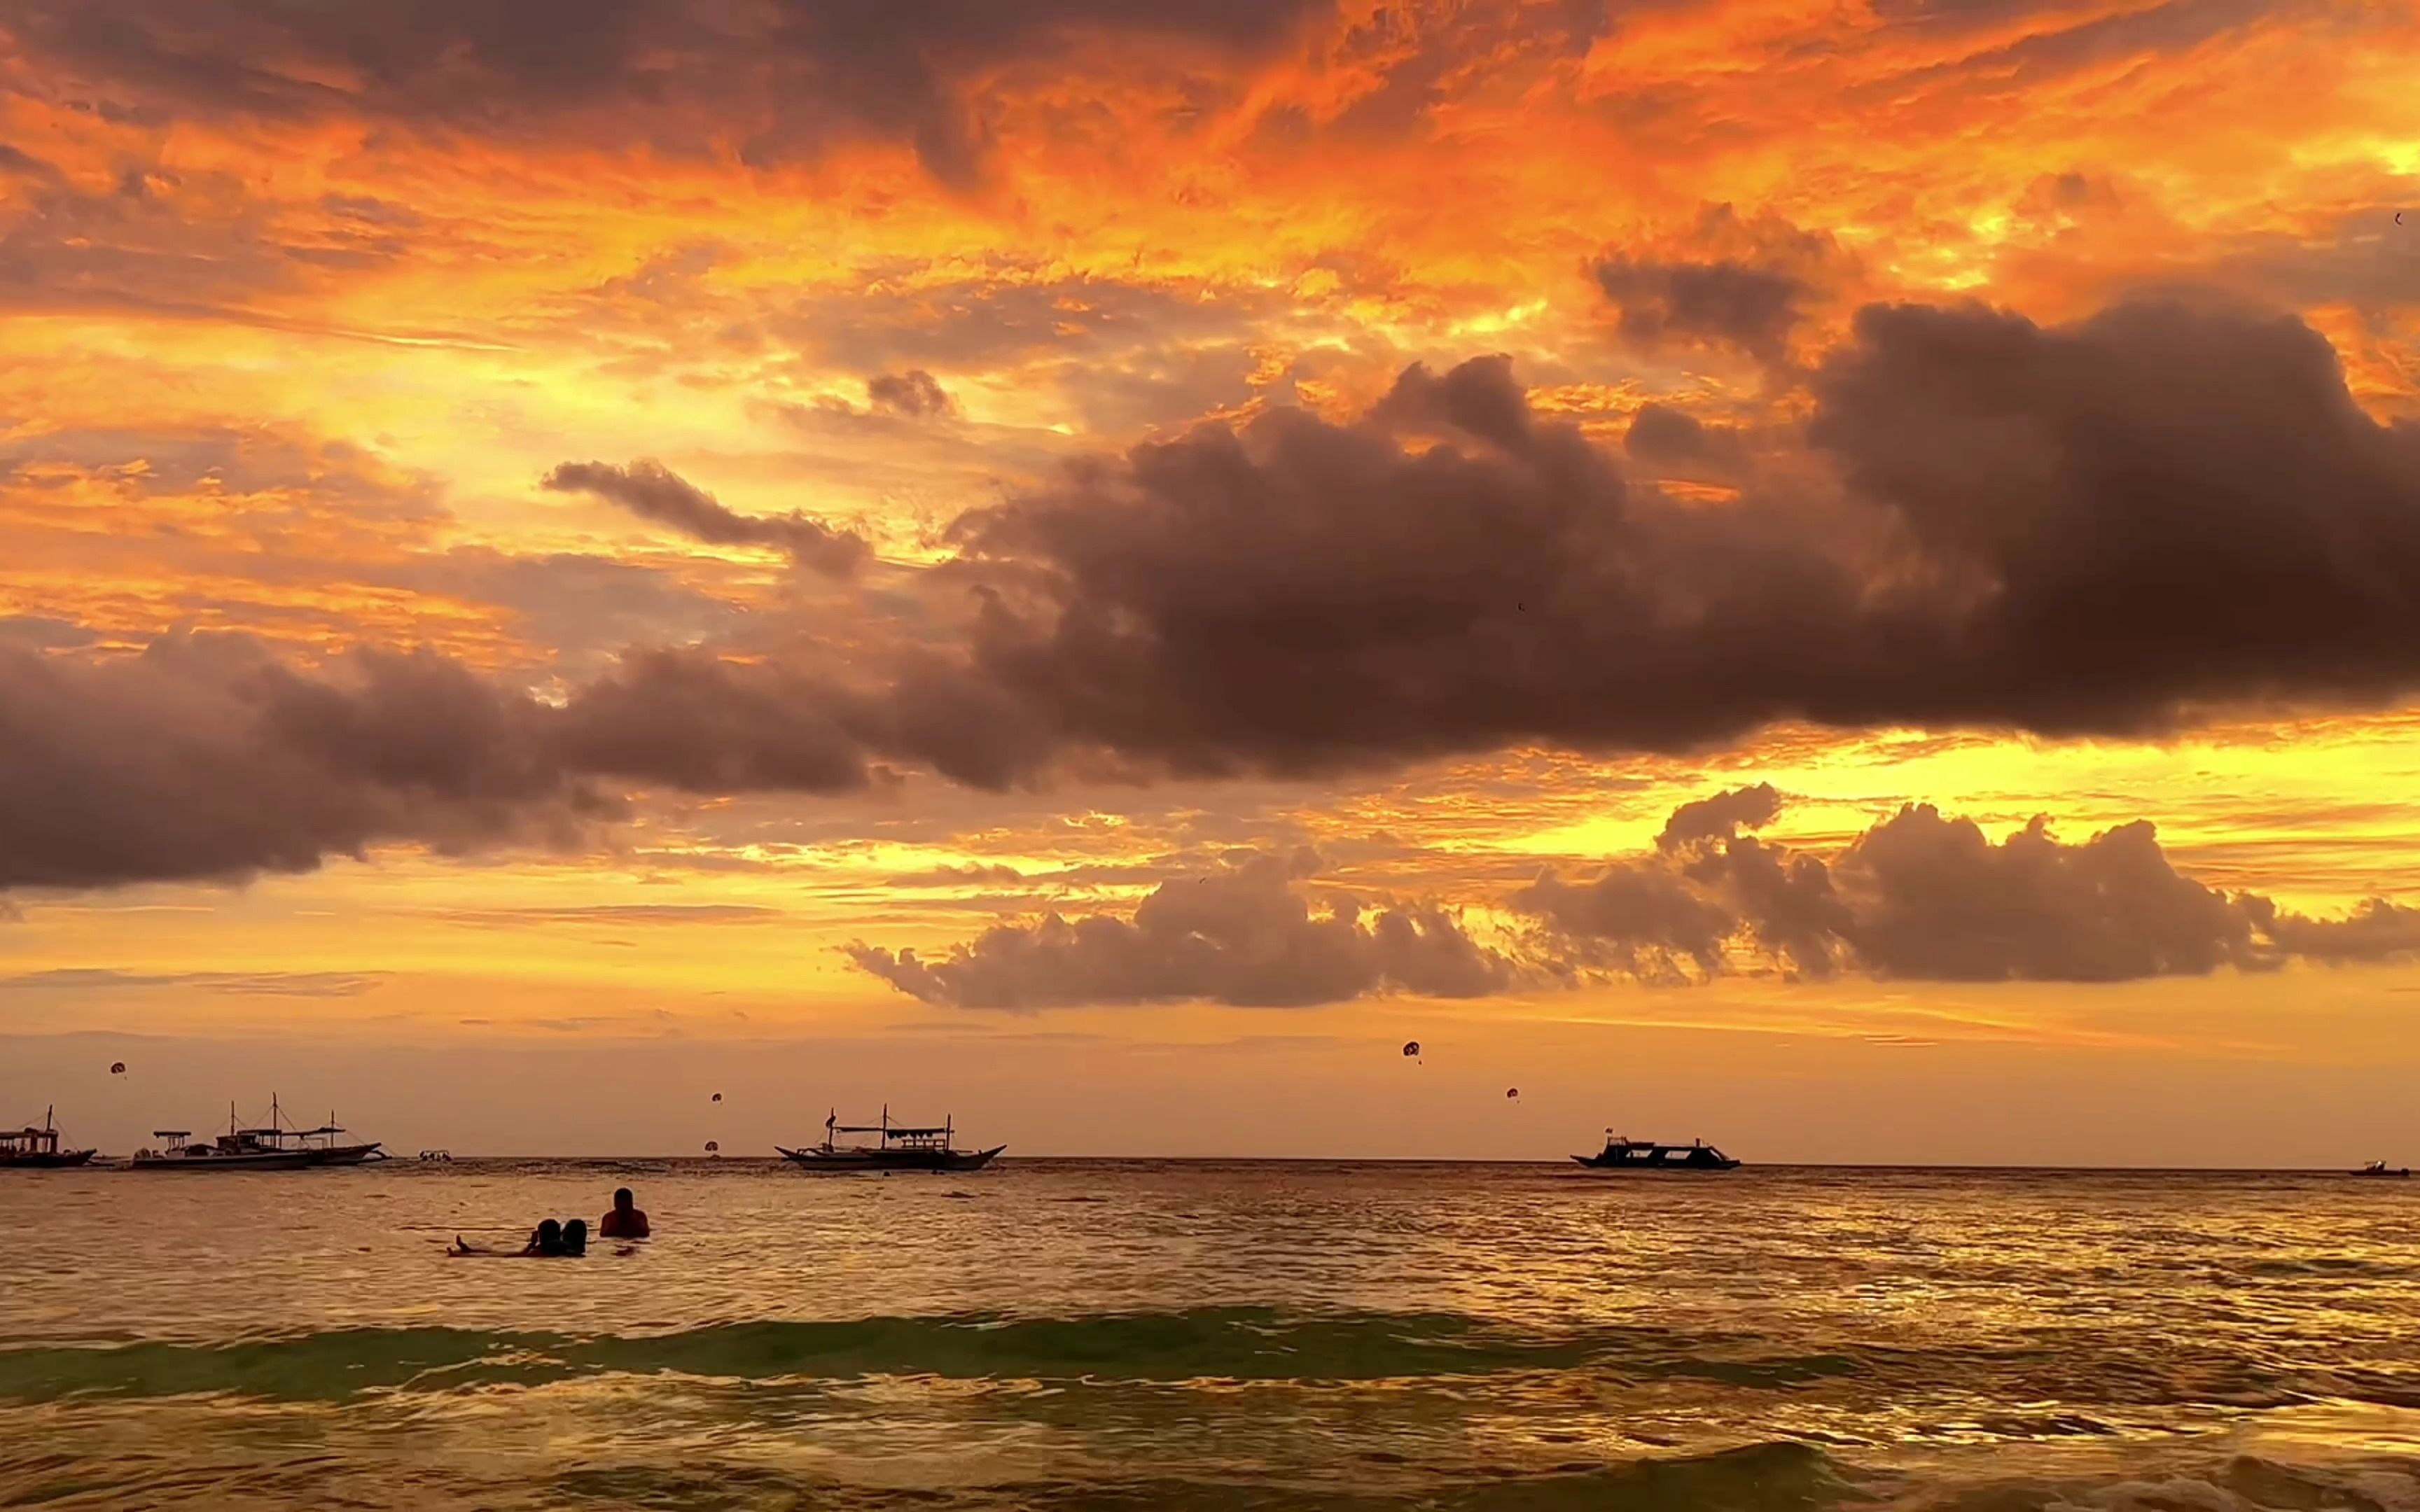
[0,969,389,997]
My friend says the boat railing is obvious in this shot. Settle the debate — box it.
[816,1108,964,1155]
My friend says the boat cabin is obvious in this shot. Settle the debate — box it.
[1579,1134,1741,1170]
[0,1124,67,1158]
[817,1107,959,1155]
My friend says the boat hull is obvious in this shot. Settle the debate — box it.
[0,1149,97,1168]
[775,1144,1003,1173]
[132,1143,386,1170]
[1571,1154,1741,1171]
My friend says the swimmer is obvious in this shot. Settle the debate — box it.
[600,1186,651,1239]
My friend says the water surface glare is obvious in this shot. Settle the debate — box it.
[3,1160,2418,1508]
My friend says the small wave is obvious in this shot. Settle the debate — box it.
[1898,1452,2420,1512]
[0,1309,1867,1404]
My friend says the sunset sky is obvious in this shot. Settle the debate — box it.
[6,0,2420,1162]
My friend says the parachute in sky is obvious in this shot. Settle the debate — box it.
[1401,1041,1420,1058]
[1506,1088,1519,1099]
[704,1140,720,1154]
[711,1092,723,1102]
[110,1062,126,1075]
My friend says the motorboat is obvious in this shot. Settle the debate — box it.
[2352,1160,2411,1178]
[1573,1132,1740,1171]
[777,1108,1003,1173]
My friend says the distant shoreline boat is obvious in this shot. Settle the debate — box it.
[132,1097,388,1170]
[2353,1161,2411,1178]
[0,1107,96,1168]
[1573,1133,1741,1172]
[777,1108,1003,1173]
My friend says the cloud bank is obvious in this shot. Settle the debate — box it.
[847,848,1517,1010]
[10,298,2420,896]
[844,789,2420,1009]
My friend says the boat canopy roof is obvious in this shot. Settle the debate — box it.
[153,1129,190,1138]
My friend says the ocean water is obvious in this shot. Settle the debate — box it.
[2,1161,2418,1510]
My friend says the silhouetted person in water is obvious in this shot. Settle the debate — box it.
[600,1186,650,1239]
[561,1218,587,1256]
[524,1218,564,1256]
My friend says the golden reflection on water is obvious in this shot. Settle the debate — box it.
[3,1161,2419,1508]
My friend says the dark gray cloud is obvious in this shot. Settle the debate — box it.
[5,0,1326,186]
[1589,204,1845,364]
[1657,783,1783,853]
[1517,787,2420,983]
[541,459,868,577]
[1624,402,1749,478]
[847,848,1519,1009]
[0,636,601,892]
[929,296,2420,776]
[15,296,2420,895]
[1593,255,1810,362]
[2236,895,2420,964]
[865,369,959,420]
[1514,862,1734,984]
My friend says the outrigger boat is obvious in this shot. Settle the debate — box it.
[1573,1131,1741,1171]
[777,1108,1003,1173]
[0,1107,97,1168]
[2353,1160,2412,1178]
[132,1097,387,1170]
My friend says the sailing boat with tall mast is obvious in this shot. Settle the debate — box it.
[132,1096,387,1170]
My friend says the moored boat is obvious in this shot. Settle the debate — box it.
[132,1097,387,1170]
[0,1107,97,1168]
[1573,1132,1740,1171]
[777,1108,1003,1173]
[2353,1160,2411,1178]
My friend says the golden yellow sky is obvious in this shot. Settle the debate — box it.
[5,0,2420,1159]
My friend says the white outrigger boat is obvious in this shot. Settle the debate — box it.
[777,1108,1003,1173]
[132,1097,387,1170]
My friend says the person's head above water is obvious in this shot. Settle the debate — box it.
[613,1188,634,1211]
[562,1218,587,1254]
[534,1218,562,1254]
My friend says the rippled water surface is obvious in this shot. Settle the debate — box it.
[4,1160,2419,1508]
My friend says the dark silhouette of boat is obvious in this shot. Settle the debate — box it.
[2353,1160,2411,1178]
[1573,1131,1740,1171]
[777,1108,1003,1173]
[0,1107,96,1168]
[132,1097,387,1170]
